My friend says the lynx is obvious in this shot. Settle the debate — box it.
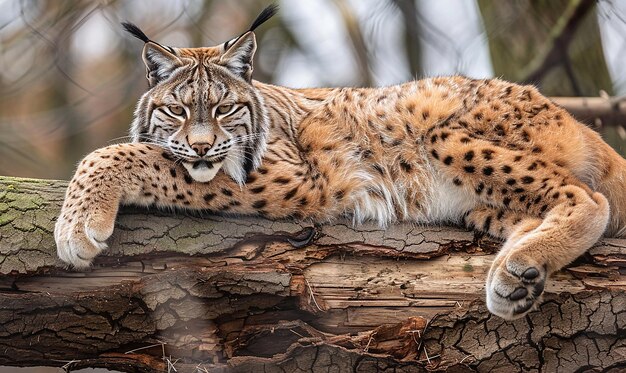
[55,5,625,320]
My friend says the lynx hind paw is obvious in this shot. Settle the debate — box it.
[486,256,546,320]
[54,209,115,269]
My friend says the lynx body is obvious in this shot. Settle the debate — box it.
[55,8,625,319]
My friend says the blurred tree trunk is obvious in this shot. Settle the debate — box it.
[477,0,613,97]
[393,0,422,77]
[42,2,86,165]
[332,0,375,87]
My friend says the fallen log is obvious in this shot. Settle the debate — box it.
[0,176,625,372]
[551,96,626,129]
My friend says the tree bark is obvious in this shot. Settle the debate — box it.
[0,176,625,372]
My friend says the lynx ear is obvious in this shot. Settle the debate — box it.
[122,22,182,87]
[219,32,256,82]
[217,4,277,82]
[142,42,182,86]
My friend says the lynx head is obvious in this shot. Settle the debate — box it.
[123,4,277,184]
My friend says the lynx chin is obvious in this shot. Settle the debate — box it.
[55,5,625,320]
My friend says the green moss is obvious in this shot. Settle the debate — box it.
[5,191,45,211]
[0,209,16,227]
[1,176,58,185]
[0,178,52,228]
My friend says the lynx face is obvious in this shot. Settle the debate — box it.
[129,31,269,184]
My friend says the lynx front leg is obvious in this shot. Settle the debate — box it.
[55,143,311,268]
[486,187,609,319]
[55,143,234,268]
[54,146,136,268]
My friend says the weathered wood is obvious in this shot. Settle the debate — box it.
[1,176,625,372]
[551,96,626,129]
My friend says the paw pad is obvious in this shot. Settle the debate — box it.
[532,281,545,297]
[514,301,534,314]
[509,287,528,301]
[521,267,539,280]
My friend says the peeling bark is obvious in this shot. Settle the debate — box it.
[0,176,625,372]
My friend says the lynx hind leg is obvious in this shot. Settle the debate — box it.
[486,188,609,319]
[464,206,542,241]
[467,190,610,319]
[426,128,610,319]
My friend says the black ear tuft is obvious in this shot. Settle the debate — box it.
[122,22,150,43]
[224,4,278,50]
[248,3,279,32]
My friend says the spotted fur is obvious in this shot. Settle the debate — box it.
[56,9,626,320]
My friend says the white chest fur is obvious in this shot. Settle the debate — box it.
[347,162,478,227]
[419,170,479,224]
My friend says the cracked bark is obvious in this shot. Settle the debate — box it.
[0,176,625,372]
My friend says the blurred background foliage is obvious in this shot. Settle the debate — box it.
[1,0,625,180]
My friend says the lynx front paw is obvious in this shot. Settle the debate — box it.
[486,255,546,320]
[54,200,117,269]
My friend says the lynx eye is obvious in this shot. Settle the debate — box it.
[216,104,234,116]
[168,105,185,117]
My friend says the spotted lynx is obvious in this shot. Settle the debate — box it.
[55,5,625,320]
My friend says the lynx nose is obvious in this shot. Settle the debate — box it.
[190,142,212,157]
